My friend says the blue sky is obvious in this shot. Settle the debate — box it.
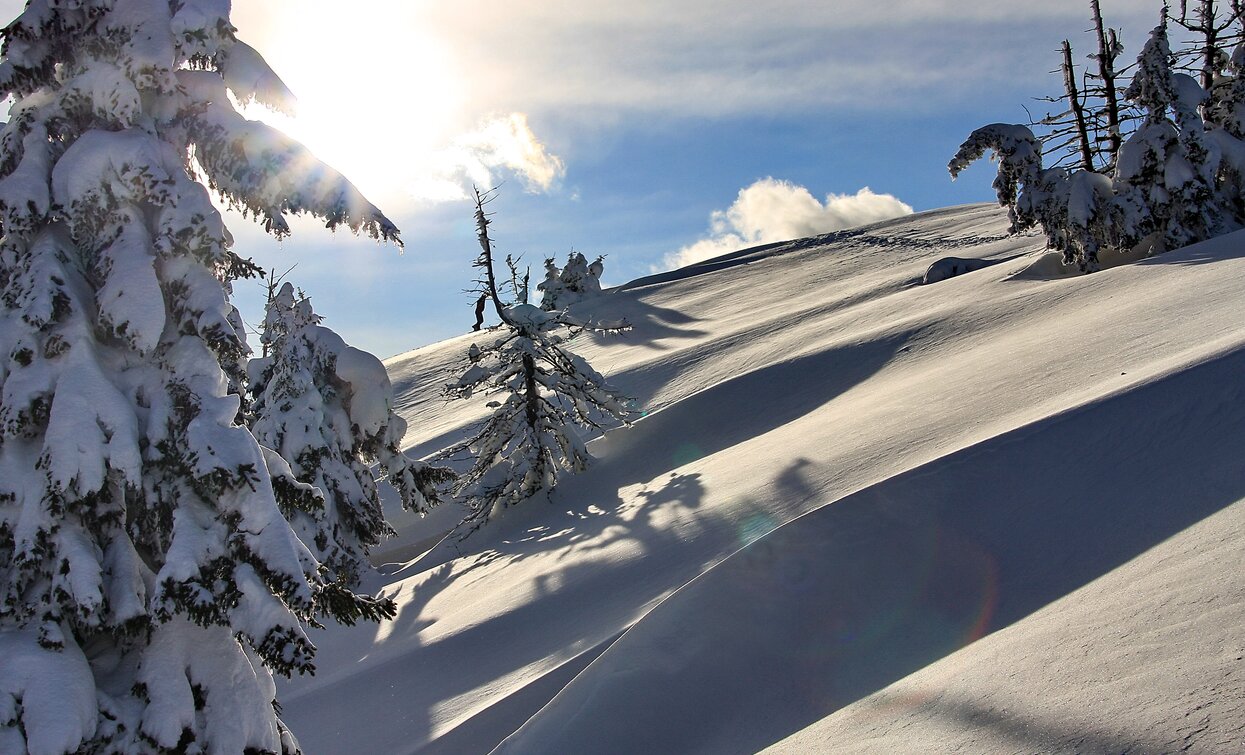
[3,0,1159,357]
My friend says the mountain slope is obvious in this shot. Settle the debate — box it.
[278,204,1245,753]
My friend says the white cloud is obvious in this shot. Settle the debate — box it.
[661,179,912,271]
[409,113,567,203]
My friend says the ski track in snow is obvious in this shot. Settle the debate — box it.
[279,203,1245,754]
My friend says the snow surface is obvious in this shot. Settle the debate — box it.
[279,203,1245,753]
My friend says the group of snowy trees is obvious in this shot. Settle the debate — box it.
[538,251,605,310]
[0,2,632,751]
[951,1,1245,270]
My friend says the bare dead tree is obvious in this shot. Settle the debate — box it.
[1174,0,1245,91]
[1090,0,1125,164]
[1031,39,1105,171]
[1029,2,1140,172]
[1064,39,1097,171]
[472,186,510,323]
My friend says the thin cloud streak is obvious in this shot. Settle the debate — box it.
[422,0,1155,118]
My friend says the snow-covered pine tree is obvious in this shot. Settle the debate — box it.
[249,283,451,587]
[536,256,564,310]
[0,2,401,751]
[1206,39,1245,135]
[950,122,1119,271]
[1115,13,1227,252]
[948,122,1048,235]
[443,191,630,536]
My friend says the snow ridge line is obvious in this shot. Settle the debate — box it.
[618,229,1023,291]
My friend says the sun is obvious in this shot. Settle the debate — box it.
[231,1,466,206]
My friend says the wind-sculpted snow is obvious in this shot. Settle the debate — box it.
[283,205,1245,752]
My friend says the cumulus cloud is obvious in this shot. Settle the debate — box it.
[409,113,566,203]
[660,178,913,271]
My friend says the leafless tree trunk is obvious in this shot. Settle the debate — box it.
[1063,40,1097,171]
[1090,0,1123,165]
[472,186,511,323]
[1176,0,1244,93]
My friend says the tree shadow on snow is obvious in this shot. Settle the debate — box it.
[576,294,710,353]
[283,469,723,755]
[918,695,1173,754]
[589,332,907,485]
[1136,231,1245,267]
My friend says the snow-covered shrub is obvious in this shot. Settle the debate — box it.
[444,195,630,535]
[538,251,605,310]
[249,284,451,586]
[0,2,400,751]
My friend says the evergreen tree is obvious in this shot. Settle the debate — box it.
[537,256,564,310]
[443,191,630,536]
[0,2,398,751]
[249,283,451,587]
[1116,14,1224,251]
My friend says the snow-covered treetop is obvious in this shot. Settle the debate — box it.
[1125,16,1182,118]
[948,123,1044,233]
[0,0,400,246]
[538,251,606,310]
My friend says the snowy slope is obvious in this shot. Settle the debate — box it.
[278,203,1245,753]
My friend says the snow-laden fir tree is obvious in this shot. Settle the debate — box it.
[1115,14,1226,252]
[0,2,402,752]
[444,191,630,535]
[249,283,451,587]
[537,251,605,310]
